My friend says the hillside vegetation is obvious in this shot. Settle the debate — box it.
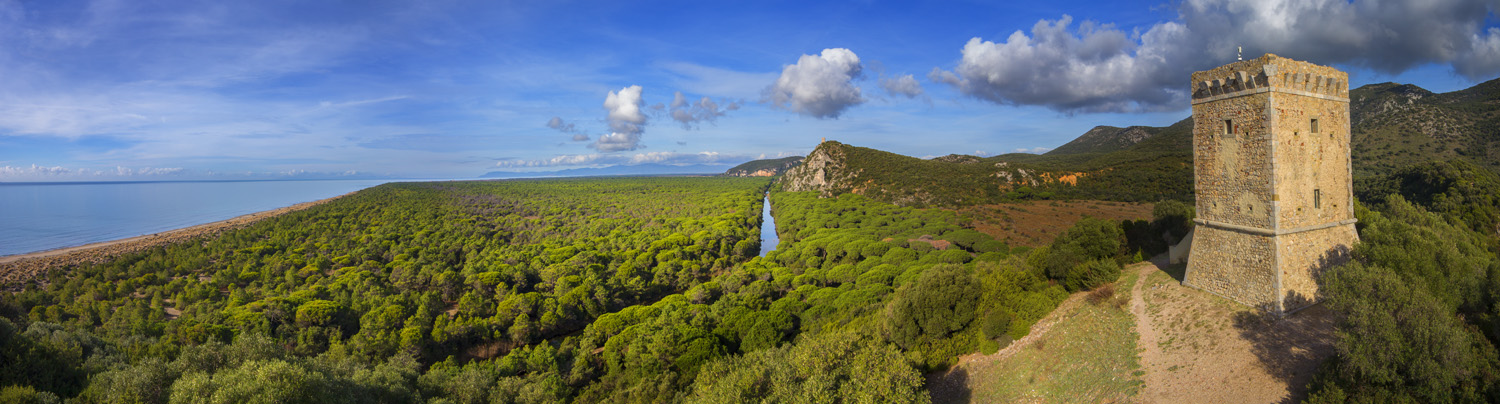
[0,175,1189,403]
[721,156,802,177]
[781,125,1193,208]
[777,78,1500,209]
[0,178,769,402]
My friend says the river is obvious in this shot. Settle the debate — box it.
[759,192,778,257]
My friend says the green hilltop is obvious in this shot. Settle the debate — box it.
[777,78,1500,208]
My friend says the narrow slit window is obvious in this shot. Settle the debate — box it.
[1223,119,1233,138]
[1314,189,1322,209]
[1311,118,1320,133]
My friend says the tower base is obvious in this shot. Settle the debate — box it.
[1183,221,1357,313]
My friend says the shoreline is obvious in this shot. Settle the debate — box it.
[0,191,356,288]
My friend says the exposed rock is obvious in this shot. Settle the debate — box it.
[932,154,981,164]
[723,156,804,177]
[781,141,859,197]
[1048,125,1158,155]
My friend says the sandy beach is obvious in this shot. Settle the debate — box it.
[0,191,354,289]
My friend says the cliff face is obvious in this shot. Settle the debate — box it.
[723,156,804,177]
[781,142,856,196]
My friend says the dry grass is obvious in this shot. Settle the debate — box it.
[929,270,1145,403]
[957,200,1154,247]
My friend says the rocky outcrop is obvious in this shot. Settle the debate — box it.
[723,156,804,177]
[932,154,981,164]
[781,142,858,196]
[1048,125,1157,155]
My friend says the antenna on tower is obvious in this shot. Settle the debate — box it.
[1237,46,1243,61]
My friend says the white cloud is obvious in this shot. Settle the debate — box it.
[0,164,186,180]
[668,91,733,129]
[1013,147,1053,154]
[494,151,752,168]
[934,1,1500,113]
[879,74,924,98]
[591,85,647,152]
[931,16,1187,113]
[546,116,582,134]
[765,48,865,119]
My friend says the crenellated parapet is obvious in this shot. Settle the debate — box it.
[1184,54,1357,314]
[1191,54,1348,104]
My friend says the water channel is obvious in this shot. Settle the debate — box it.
[758,192,778,257]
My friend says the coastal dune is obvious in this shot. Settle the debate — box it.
[0,192,353,289]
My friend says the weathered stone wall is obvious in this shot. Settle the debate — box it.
[1273,92,1354,229]
[1193,89,1274,229]
[1278,224,1358,311]
[1185,54,1357,313]
[1184,226,1278,308]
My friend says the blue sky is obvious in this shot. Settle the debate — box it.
[1,0,1497,181]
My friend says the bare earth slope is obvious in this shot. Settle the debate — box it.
[930,257,1336,403]
[1131,258,1335,403]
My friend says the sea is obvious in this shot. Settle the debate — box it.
[0,179,394,257]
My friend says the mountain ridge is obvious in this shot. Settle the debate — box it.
[722,156,803,177]
[779,78,1500,207]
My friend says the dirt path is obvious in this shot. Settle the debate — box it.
[1130,257,1336,404]
[928,257,1338,403]
[925,289,1090,402]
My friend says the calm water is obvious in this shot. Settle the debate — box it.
[759,193,778,257]
[0,179,392,257]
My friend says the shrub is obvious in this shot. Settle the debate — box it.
[973,240,1008,253]
[295,300,342,327]
[1314,262,1487,403]
[1065,259,1121,292]
[884,265,980,349]
[1043,217,1124,288]
[981,310,1012,340]
[938,250,972,264]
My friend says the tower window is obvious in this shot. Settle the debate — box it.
[1314,189,1322,209]
[1311,118,1320,133]
[1224,119,1233,138]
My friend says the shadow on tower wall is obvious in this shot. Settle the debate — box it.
[1229,245,1350,403]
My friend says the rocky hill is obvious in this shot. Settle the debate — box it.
[1348,80,1500,178]
[1047,125,1158,155]
[722,156,803,177]
[780,140,1187,207]
[778,78,1500,207]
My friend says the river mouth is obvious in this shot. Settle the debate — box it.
[758,192,777,257]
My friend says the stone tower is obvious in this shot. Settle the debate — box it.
[1183,54,1359,314]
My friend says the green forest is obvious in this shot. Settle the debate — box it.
[1307,159,1500,403]
[3,156,1496,403]
[0,176,1168,403]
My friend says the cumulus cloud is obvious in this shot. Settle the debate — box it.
[668,91,736,129]
[494,151,752,168]
[879,74,924,98]
[591,85,647,152]
[1013,147,1053,154]
[0,164,83,177]
[545,116,577,133]
[765,48,865,119]
[544,116,590,141]
[0,164,187,180]
[933,1,1500,113]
